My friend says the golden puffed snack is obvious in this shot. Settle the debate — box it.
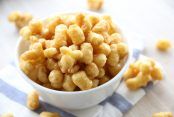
[156,39,172,51]
[1,113,14,117]
[63,74,76,91]
[40,112,61,117]
[72,71,93,90]
[124,58,163,90]
[8,11,33,29]
[87,0,104,11]
[27,90,40,110]
[152,112,173,117]
[19,13,128,91]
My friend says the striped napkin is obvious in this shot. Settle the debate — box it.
[0,38,155,117]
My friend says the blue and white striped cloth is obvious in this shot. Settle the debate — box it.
[0,38,156,117]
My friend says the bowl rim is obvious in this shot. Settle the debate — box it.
[15,11,133,95]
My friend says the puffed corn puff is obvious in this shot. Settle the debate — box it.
[152,112,173,117]
[124,58,163,90]
[8,11,33,29]
[156,39,172,51]
[87,0,104,11]
[72,71,93,90]
[27,90,39,110]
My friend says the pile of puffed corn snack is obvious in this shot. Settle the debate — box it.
[19,13,128,91]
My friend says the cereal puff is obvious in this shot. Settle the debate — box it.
[87,15,100,26]
[68,24,85,45]
[87,0,104,11]
[44,48,58,58]
[92,79,99,88]
[27,90,39,110]
[37,64,49,83]
[117,42,128,58]
[87,32,104,45]
[59,46,83,73]
[59,55,76,73]
[20,26,32,40]
[8,11,33,29]
[63,74,76,91]
[109,33,122,44]
[92,20,109,33]
[40,112,61,117]
[94,43,111,56]
[108,63,122,77]
[102,15,118,34]
[93,54,107,67]
[46,16,62,34]
[124,58,163,90]
[123,63,139,80]
[19,60,34,75]
[53,24,68,49]
[81,16,92,34]
[97,68,105,78]
[29,20,43,34]
[49,70,63,89]
[80,43,93,64]
[99,75,110,85]
[72,71,93,90]
[46,58,59,71]
[152,112,173,117]
[60,46,83,60]
[75,13,85,26]
[107,44,119,67]
[126,72,151,90]
[85,62,99,78]
[156,39,172,51]
[151,64,163,80]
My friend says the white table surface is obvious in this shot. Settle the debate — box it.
[0,0,174,116]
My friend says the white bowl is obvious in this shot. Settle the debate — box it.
[15,12,133,110]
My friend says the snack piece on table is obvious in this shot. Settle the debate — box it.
[152,112,173,117]
[63,74,76,91]
[40,111,61,117]
[156,39,172,51]
[27,90,39,110]
[124,58,163,90]
[72,71,93,90]
[87,0,104,11]
[8,11,33,29]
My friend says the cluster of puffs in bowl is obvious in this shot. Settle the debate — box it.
[18,13,129,92]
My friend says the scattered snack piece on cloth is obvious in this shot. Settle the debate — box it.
[40,112,61,117]
[1,113,14,117]
[152,112,173,117]
[27,90,40,110]
[156,39,172,51]
[8,11,33,29]
[87,0,104,11]
[19,13,128,91]
[124,58,163,90]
